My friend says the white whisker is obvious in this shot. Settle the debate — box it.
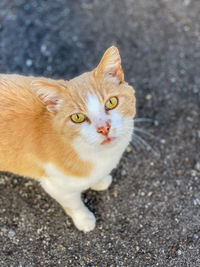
[134,118,154,123]
[131,136,145,150]
[134,127,160,141]
[132,133,160,157]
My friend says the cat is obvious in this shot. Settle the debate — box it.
[0,46,136,232]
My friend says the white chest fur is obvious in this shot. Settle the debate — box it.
[40,128,132,196]
[39,120,133,233]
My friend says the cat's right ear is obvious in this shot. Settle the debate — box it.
[94,46,124,84]
[31,80,65,114]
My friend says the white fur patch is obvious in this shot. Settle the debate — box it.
[40,115,133,232]
[87,94,106,126]
[39,92,134,231]
[80,93,127,147]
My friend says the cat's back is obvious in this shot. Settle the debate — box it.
[0,74,36,106]
[0,74,40,144]
[0,74,46,177]
[0,74,44,122]
[0,74,34,94]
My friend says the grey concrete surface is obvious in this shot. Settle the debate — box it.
[0,0,200,266]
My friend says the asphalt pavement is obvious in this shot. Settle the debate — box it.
[0,0,200,266]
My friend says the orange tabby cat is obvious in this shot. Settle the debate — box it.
[0,46,136,232]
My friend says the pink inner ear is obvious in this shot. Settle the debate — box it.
[108,71,116,77]
[31,80,64,114]
[38,93,61,113]
[46,103,59,113]
[106,64,124,83]
[42,95,59,105]
[95,47,124,83]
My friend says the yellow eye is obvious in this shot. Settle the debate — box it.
[71,113,86,123]
[105,97,118,110]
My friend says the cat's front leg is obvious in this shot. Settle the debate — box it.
[91,174,112,191]
[63,193,96,232]
[40,180,96,232]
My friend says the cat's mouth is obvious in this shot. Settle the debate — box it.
[101,137,116,145]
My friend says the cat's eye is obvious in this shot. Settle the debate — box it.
[105,97,118,111]
[71,113,86,123]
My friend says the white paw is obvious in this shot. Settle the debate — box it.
[72,209,96,232]
[92,175,112,191]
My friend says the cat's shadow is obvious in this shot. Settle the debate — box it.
[0,172,106,227]
[0,168,130,232]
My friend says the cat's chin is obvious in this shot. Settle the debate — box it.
[101,137,116,145]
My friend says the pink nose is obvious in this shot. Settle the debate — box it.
[97,122,110,137]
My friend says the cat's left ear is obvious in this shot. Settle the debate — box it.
[31,80,65,114]
[94,46,124,84]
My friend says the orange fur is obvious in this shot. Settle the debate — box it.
[0,46,135,180]
[0,75,93,178]
[0,46,136,232]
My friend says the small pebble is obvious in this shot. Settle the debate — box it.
[141,192,145,196]
[24,4,30,11]
[177,249,182,256]
[195,162,200,171]
[188,245,193,250]
[146,94,152,100]
[126,146,132,153]
[191,170,197,176]
[121,169,127,176]
[184,0,191,6]
[47,65,52,72]
[148,191,153,197]
[8,229,15,238]
[72,35,78,42]
[0,227,7,233]
[113,191,118,198]
[170,77,176,83]
[184,25,190,32]
[177,169,182,175]
[180,69,185,74]
[193,233,198,239]
[40,44,49,56]
[193,87,199,94]
[182,227,187,234]
[136,246,140,251]
[154,120,159,126]
[192,198,200,206]
[26,59,33,67]
[186,116,193,122]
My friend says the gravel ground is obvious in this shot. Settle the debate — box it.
[0,0,200,266]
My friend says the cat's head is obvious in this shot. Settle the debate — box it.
[32,46,136,150]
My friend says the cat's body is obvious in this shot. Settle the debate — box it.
[0,47,136,232]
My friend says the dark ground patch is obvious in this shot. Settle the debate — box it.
[0,0,200,266]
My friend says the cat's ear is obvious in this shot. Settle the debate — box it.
[31,80,64,113]
[94,46,124,84]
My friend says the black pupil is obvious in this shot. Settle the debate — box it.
[109,99,112,105]
[77,114,79,119]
